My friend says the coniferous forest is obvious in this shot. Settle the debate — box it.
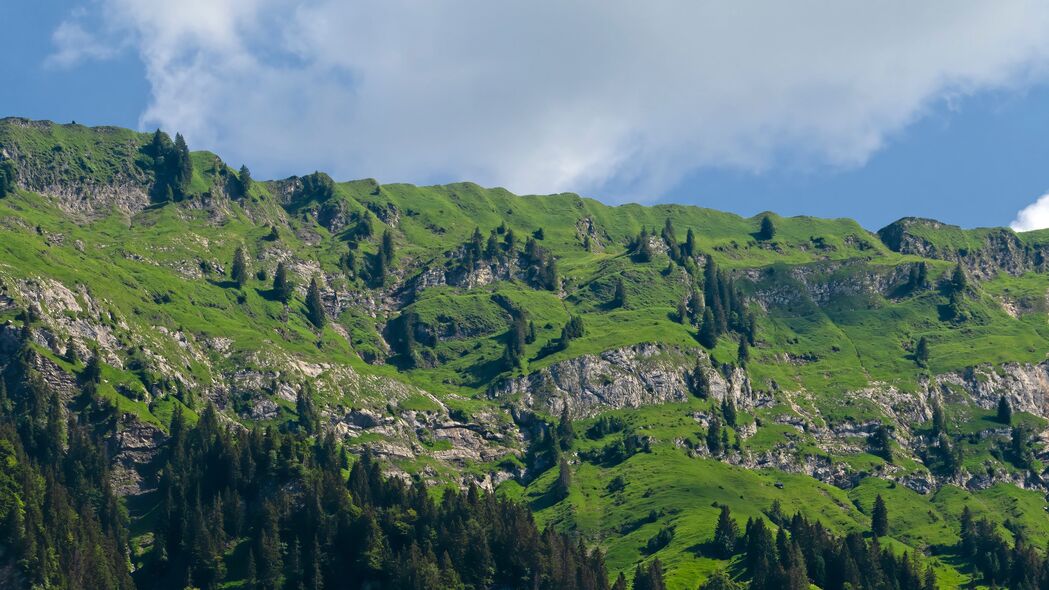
[8,333,1049,590]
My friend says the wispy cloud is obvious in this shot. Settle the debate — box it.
[51,1,1049,200]
[46,20,119,68]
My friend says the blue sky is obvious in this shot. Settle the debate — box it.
[6,1,1049,231]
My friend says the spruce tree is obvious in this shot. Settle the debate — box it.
[83,352,103,384]
[931,398,947,436]
[485,230,500,259]
[997,395,1013,425]
[712,505,738,558]
[685,227,697,259]
[557,406,575,450]
[871,494,888,537]
[721,398,737,427]
[737,337,749,365]
[173,132,192,195]
[915,336,929,368]
[381,229,395,265]
[503,316,527,369]
[1011,425,1034,469]
[613,277,628,308]
[237,165,253,196]
[870,424,893,462]
[231,246,248,288]
[707,415,723,455]
[0,160,16,198]
[698,307,718,349]
[689,289,704,324]
[758,215,776,240]
[273,262,293,304]
[951,262,968,293]
[555,458,572,500]
[296,387,320,435]
[305,277,325,328]
[64,337,79,364]
[634,228,654,262]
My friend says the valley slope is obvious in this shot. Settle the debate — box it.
[3,117,1049,588]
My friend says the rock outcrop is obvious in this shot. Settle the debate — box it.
[491,343,755,418]
[878,217,1048,279]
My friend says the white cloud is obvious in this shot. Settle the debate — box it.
[50,1,1049,200]
[1010,193,1049,231]
[46,20,119,68]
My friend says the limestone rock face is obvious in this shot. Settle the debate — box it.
[109,418,166,495]
[878,217,1048,278]
[492,343,754,418]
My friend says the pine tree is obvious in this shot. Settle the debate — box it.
[689,289,704,324]
[0,160,16,198]
[707,415,723,455]
[557,406,575,450]
[245,549,258,590]
[173,133,192,195]
[758,215,776,240]
[721,398,737,427]
[503,315,527,369]
[634,228,653,262]
[340,249,357,278]
[951,263,968,293]
[713,505,738,558]
[296,387,320,435]
[485,230,500,259]
[676,300,688,324]
[698,307,718,349]
[997,395,1013,425]
[931,398,947,436]
[381,229,395,265]
[871,494,888,537]
[915,336,930,368]
[83,352,103,384]
[870,424,893,462]
[232,246,248,288]
[64,337,79,364]
[737,337,749,365]
[613,277,628,308]
[908,261,929,291]
[305,277,325,329]
[236,165,253,197]
[685,228,697,259]
[555,458,572,500]
[273,262,293,304]
[1011,425,1034,469]
[358,212,375,238]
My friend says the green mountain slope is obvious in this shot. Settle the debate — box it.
[3,117,1049,588]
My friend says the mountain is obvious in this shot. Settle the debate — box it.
[2,117,1049,588]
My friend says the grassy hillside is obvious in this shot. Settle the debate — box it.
[2,118,1049,588]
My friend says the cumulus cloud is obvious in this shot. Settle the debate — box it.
[49,1,1049,199]
[1010,193,1049,231]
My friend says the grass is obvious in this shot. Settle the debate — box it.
[8,117,1049,588]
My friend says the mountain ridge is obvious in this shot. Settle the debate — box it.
[4,116,1049,588]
